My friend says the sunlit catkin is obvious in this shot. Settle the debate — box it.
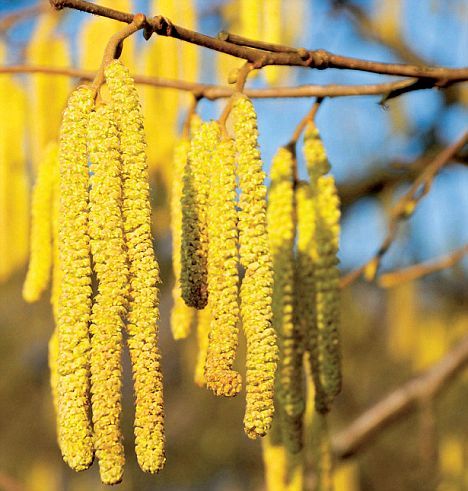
[23,143,57,303]
[56,86,94,471]
[232,94,277,438]
[105,60,165,473]
[194,306,211,387]
[268,146,303,453]
[88,104,128,484]
[303,122,341,414]
[170,137,195,339]
[181,121,220,309]
[205,136,242,397]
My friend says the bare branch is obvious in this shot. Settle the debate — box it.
[48,0,468,81]
[377,244,468,288]
[332,336,468,459]
[0,65,462,100]
[341,133,468,288]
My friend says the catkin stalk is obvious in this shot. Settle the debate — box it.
[268,146,303,453]
[23,142,58,303]
[88,104,128,485]
[232,94,278,439]
[105,60,165,474]
[303,122,341,414]
[181,121,220,309]
[205,136,242,397]
[56,85,94,471]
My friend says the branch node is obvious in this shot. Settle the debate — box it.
[152,15,175,36]
[49,0,64,10]
[308,49,330,69]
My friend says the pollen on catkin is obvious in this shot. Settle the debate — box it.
[180,121,220,309]
[56,85,94,471]
[170,136,196,340]
[104,60,165,474]
[232,94,278,439]
[205,136,242,397]
[303,122,341,414]
[88,104,128,485]
[23,142,58,303]
[268,146,304,453]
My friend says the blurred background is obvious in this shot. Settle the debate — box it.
[0,0,467,489]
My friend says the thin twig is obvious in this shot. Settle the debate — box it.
[217,31,299,54]
[48,0,468,81]
[377,244,468,288]
[340,132,468,288]
[288,97,324,146]
[332,336,468,459]
[0,65,463,100]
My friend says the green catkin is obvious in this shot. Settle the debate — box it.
[170,137,196,339]
[205,136,242,397]
[232,94,278,439]
[267,146,303,453]
[194,306,211,387]
[105,60,165,474]
[23,142,58,303]
[303,122,341,414]
[88,104,128,485]
[181,121,220,309]
[56,86,94,471]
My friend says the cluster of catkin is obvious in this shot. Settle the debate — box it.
[171,94,278,439]
[265,121,342,458]
[23,60,165,484]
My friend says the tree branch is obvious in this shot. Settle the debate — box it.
[377,244,468,288]
[332,336,468,459]
[341,132,468,288]
[48,0,468,81]
[0,65,462,100]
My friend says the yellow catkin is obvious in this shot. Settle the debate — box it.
[240,0,261,41]
[88,104,128,484]
[205,136,242,397]
[303,122,341,414]
[27,15,70,170]
[232,94,278,438]
[56,86,94,471]
[181,121,220,309]
[262,0,282,85]
[194,306,211,387]
[23,143,58,302]
[268,146,303,453]
[312,414,334,491]
[80,0,134,71]
[105,60,165,474]
[170,137,196,340]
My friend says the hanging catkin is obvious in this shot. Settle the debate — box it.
[56,86,94,471]
[23,142,58,302]
[194,306,211,387]
[303,122,341,414]
[232,94,277,439]
[170,136,195,340]
[180,121,219,309]
[104,60,165,474]
[268,146,303,453]
[88,104,128,484]
[205,135,242,397]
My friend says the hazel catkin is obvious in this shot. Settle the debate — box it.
[88,104,128,485]
[56,85,94,471]
[104,60,165,474]
[303,122,341,414]
[232,94,278,438]
[205,136,242,397]
[170,136,196,340]
[268,146,304,453]
[181,121,220,310]
[23,142,58,303]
